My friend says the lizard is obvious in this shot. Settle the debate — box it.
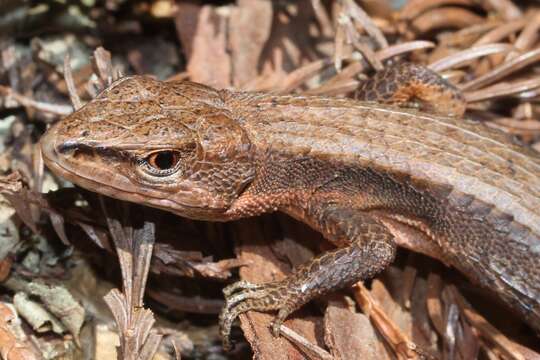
[39,63,540,350]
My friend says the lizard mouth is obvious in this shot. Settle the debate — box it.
[40,123,228,220]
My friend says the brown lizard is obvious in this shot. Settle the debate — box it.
[39,64,540,350]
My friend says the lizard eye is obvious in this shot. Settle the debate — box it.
[140,150,182,176]
[148,151,178,170]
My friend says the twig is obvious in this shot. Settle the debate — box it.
[460,48,540,91]
[0,86,72,116]
[311,0,334,38]
[63,54,83,110]
[93,47,116,86]
[448,286,525,360]
[279,325,334,360]
[353,282,433,360]
[341,0,388,49]
[464,76,540,102]
[428,43,514,72]
[101,201,162,360]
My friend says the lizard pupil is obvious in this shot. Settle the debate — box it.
[149,151,177,170]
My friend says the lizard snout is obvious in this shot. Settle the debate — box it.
[40,121,62,164]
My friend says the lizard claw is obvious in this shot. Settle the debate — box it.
[219,279,296,351]
[271,308,291,337]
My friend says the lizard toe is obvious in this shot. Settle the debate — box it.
[271,307,293,337]
[223,280,264,296]
[219,279,296,351]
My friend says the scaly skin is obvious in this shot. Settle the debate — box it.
[40,68,540,350]
[355,62,466,117]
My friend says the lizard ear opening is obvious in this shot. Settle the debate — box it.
[188,114,255,202]
[196,114,252,163]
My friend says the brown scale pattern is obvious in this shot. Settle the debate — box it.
[355,62,466,117]
[39,65,540,350]
[225,156,540,349]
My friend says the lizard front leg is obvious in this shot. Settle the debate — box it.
[219,203,396,350]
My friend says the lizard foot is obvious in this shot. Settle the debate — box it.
[219,278,298,351]
[218,212,396,351]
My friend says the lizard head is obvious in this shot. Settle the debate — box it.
[40,76,255,220]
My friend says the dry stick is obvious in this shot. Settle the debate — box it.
[350,31,384,71]
[398,0,475,20]
[304,79,359,96]
[464,77,540,103]
[277,58,333,93]
[490,118,540,135]
[0,86,72,116]
[333,11,346,72]
[428,43,514,72]
[278,325,334,360]
[473,19,527,46]
[411,7,484,34]
[33,139,44,195]
[440,22,501,48]
[342,0,388,49]
[448,286,525,360]
[63,54,83,110]
[101,201,162,360]
[376,40,435,60]
[425,273,446,336]
[482,0,522,20]
[86,46,116,97]
[506,12,540,60]
[353,282,431,360]
[400,254,418,309]
[311,0,334,38]
[93,46,115,86]
[460,48,540,91]
[337,10,383,72]
[329,12,435,74]
[335,0,383,72]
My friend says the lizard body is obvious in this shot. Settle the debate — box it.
[40,74,540,349]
